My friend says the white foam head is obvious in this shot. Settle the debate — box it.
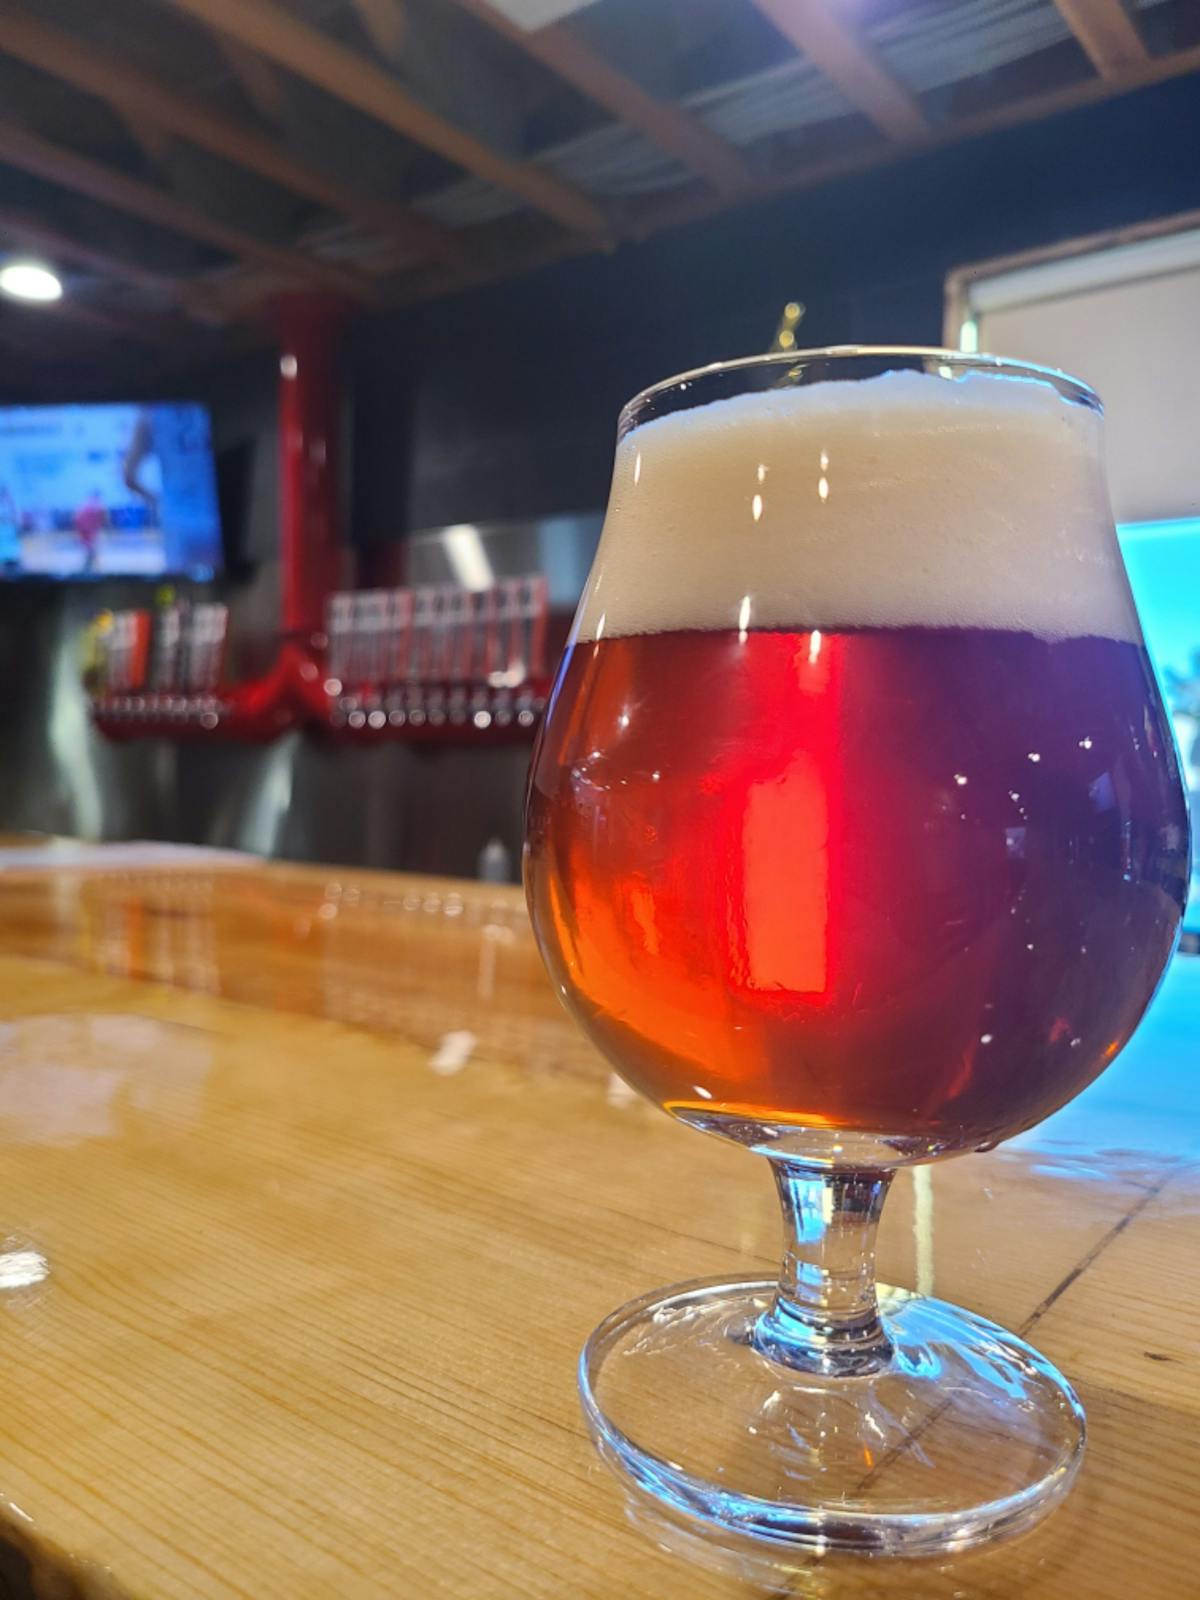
[575,368,1140,644]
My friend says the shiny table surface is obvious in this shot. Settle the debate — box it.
[0,853,1195,1599]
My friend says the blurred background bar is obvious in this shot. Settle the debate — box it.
[0,0,1196,887]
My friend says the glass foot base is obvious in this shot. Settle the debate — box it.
[580,1278,1085,1557]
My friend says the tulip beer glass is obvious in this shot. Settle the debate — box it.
[525,349,1188,1554]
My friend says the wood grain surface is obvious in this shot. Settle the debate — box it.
[0,854,1194,1599]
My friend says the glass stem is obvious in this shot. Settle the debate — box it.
[752,1161,894,1377]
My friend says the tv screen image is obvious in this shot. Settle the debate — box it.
[0,401,222,580]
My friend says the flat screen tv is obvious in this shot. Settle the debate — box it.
[0,401,222,580]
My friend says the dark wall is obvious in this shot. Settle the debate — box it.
[349,73,1200,540]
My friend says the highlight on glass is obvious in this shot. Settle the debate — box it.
[524,347,1189,1555]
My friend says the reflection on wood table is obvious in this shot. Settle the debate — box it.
[0,857,1195,1598]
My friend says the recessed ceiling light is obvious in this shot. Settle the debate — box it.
[0,261,63,303]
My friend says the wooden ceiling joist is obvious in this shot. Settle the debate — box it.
[749,0,930,143]
[1054,0,1149,80]
[398,33,1200,312]
[349,0,408,62]
[0,120,374,298]
[0,11,457,265]
[640,37,1200,274]
[153,0,610,237]
[218,34,289,125]
[119,116,174,170]
[0,0,1195,343]
[448,0,752,196]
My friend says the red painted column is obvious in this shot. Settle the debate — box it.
[274,293,348,642]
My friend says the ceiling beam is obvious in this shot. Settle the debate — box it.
[118,115,174,170]
[649,39,1200,252]
[1053,0,1149,79]
[647,41,1200,242]
[349,0,407,62]
[218,34,289,124]
[448,0,752,195]
[749,0,930,143]
[151,0,609,237]
[0,119,375,298]
[0,11,457,265]
[392,38,1200,310]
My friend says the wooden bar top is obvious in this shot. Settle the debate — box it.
[0,851,1195,1598]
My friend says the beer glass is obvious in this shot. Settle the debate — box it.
[525,348,1188,1554]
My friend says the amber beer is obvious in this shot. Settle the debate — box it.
[525,371,1189,1156]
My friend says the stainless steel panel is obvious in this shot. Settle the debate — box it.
[403,514,601,609]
